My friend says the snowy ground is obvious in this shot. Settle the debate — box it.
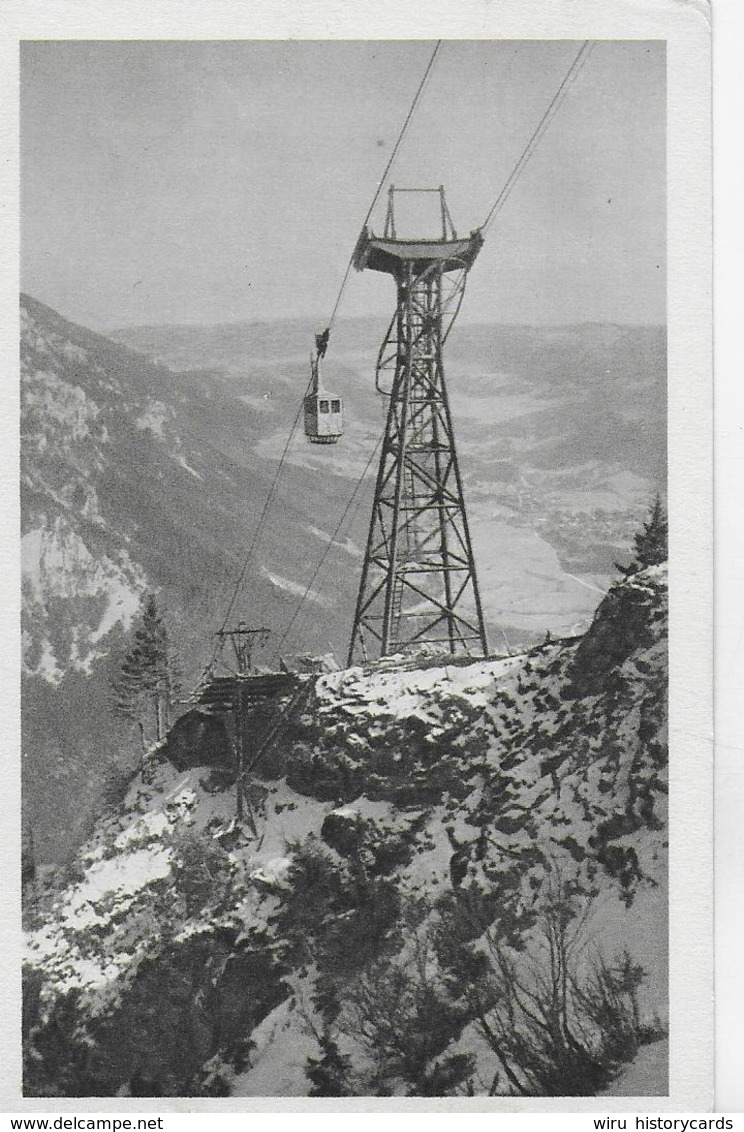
[25,572,668,1097]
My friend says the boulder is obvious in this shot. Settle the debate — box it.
[321,808,365,857]
[567,567,666,697]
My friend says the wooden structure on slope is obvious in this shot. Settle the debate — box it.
[196,624,313,823]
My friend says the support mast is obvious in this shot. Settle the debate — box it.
[216,622,269,822]
[348,187,488,665]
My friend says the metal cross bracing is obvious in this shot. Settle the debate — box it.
[201,43,594,689]
[348,190,489,665]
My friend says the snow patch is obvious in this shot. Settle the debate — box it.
[316,655,521,721]
[173,453,203,480]
[21,516,148,677]
[249,856,292,887]
[231,993,317,1097]
[263,569,332,608]
[306,525,361,558]
[135,401,172,438]
[63,847,172,925]
[23,369,100,442]
[114,810,173,851]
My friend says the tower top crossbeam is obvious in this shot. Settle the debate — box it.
[353,229,484,277]
[353,185,483,278]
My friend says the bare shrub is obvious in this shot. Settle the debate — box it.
[472,876,665,1095]
[337,919,473,1096]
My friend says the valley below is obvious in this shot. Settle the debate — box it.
[111,314,665,645]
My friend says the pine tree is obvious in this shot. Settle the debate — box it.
[617,493,668,576]
[306,1034,352,1096]
[111,593,179,746]
[632,492,668,569]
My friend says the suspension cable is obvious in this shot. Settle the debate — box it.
[194,40,593,693]
[272,42,443,667]
[274,437,383,656]
[198,39,443,686]
[194,370,314,686]
[479,41,594,234]
[281,445,378,653]
[324,39,443,335]
[205,39,443,679]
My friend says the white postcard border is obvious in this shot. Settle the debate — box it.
[0,0,713,1113]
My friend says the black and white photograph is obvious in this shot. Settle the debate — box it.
[9,14,712,1110]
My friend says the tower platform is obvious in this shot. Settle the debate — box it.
[353,227,483,277]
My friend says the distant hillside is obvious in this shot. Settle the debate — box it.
[21,295,365,674]
[23,564,668,1098]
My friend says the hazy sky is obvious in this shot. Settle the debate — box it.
[21,40,665,330]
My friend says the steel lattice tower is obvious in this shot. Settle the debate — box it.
[348,187,489,665]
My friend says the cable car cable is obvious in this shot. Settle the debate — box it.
[286,37,452,648]
[280,443,379,651]
[197,369,315,688]
[275,436,383,655]
[322,39,443,339]
[287,472,374,652]
[205,42,443,674]
[197,40,592,691]
[479,40,594,234]
[275,437,382,655]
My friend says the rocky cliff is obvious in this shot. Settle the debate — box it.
[23,564,668,1099]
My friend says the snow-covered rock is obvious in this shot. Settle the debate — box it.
[23,565,668,1099]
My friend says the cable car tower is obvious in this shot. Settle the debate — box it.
[348,185,489,665]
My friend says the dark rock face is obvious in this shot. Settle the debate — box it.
[321,809,364,858]
[162,711,234,772]
[320,808,423,878]
[568,568,667,697]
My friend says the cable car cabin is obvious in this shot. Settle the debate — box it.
[304,392,343,443]
[304,354,343,445]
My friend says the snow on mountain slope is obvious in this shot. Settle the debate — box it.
[23,565,668,1098]
[20,292,404,693]
[22,516,147,681]
[19,293,373,864]
[20,295,289,681]
[22,296,163,676]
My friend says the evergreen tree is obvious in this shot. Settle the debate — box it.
[632,492,668,568]
[617,493,668,576]
[306,1034,352,1096]
[111,593,179,746]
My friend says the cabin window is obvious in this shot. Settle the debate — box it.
[319,400,330,414]
[331,399,341,413]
